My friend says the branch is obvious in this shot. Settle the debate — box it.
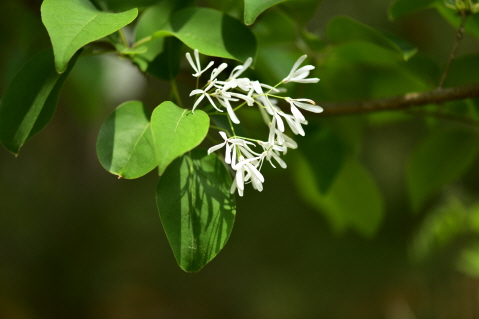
[321,84,479,116]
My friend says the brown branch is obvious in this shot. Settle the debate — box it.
[321,84,479,116]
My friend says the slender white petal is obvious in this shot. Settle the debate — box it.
[191,94,205,112]
[290,104,306,123]
[208,142,225,154]
[186,52,199,74]
[210,63,228,81]
[225,143,232,164]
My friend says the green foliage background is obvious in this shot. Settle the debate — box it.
[2,0,479,318]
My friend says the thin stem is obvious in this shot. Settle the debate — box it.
[210,125,228,132]
[131,35,153,49]
[438,12,469,88]
[118,28,129,48]
[227,113,237,137]
[170,79,184,108]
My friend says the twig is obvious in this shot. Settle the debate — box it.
[320,84,479,115]
[438,11,469,88]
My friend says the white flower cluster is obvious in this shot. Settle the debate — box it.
[186,49,322,196]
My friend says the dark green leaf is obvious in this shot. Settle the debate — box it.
[92,0,159,11]
[445,53,479,87]
[327,16,415,60]
[435,4,479,40]
[388,0,437,20]
[294,155,384,237]
[152,7,257,63]
[96,101,157,179]
[244,0,285,25]
[407,125,479,212]
[151,101,210,175]
[41,0,138,73]
[0,49,79,155]
[156,149,236,272]
[146,37,183,80]
[252,8,297,45]
[280,0,323,25]
[134,0,192,65]
[299,126,345,193]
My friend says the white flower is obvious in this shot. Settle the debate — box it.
[283,55,319,83]
[189,80,222,112]
[230,155,265,196]
[209,63,228,81]
[215,91,241,124]
[258,141,288,169]
[228,57,253,80]
[186,49,214,77]
[207,131,255,164]
[286,97,323,116]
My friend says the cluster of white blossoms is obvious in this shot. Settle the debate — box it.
[186,49,322,196]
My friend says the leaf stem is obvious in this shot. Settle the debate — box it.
[118,28,129,48]
[170,79,184,108]
[131,35,153,49]
[438,11,469,88]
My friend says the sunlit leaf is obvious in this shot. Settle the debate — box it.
[0,49,79,155]
[407,125,479,212]
[96,101,157,179]
[41,0,138,73]
[156,150,236,272]
[151,101,210,175]
[294,155,384,237]
[151,7,257,63]
[244,0,285,25]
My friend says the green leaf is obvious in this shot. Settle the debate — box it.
[41,0,138,73]
[252,7,297,45]
[299,126,345,193]
[96,101,157,179]
[294,155,384,237]
[326,16,415,60]
[92,0,159,11]
[134,0,192,65]
[435,4,479,41]
[280,0,323,25]
[244,0,285,25]
[407,125,479,212]
[152,7,257,63]
[445,53,479,87]
[146,37,183,81]
[0,49,79,155]
[151,101,210,175]
[388,0,437,20]
[156,150,236,272]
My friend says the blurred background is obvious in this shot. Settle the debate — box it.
[2,0,479,318]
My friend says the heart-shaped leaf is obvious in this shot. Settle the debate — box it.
[151,101,210,175]
[0,49,79,155]
[41,0,138,73]
[156,149,236,272]
[96,101,157,179]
